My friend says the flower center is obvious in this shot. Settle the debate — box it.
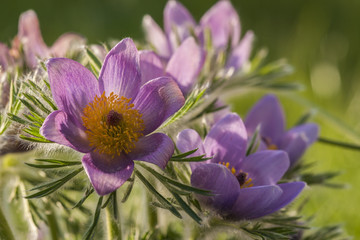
[262,136,278,150]
[219,162,253,189]
[82,92,145,156]
[236,171,253,189]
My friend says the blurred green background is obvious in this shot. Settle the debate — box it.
[1,0,360,238]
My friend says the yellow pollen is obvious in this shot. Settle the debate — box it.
[241,177,254,189]
[82,92,145,156]
[262,136,278,150]
[267,144,278,150]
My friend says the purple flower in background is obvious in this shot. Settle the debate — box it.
[139,37,205,96]
[17,10,85,68]
[0,10,85,70]
[40,38,185,195]
[177,113,305,220]
[0,43,11,71]
[142,0,254,72]
[245,94,319,166]
[0,43,13,108]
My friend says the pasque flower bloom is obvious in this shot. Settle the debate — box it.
[139,37,205,96]
[40,38,185,195]
[142,0,253,72]
[177,113,305,220]
[1,10,85,109]
[245,94,319,166]
[0,10,85,70]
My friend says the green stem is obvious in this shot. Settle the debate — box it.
[105,206,121,240]
[318,137,360,151]
[0,205,15,240]
[45,203,61,240]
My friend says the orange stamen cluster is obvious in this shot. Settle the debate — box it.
[236,171,254,189]
[219,161,254,188]
[220,161,237,174]
[262,136,278,150]
[82,92,145,156]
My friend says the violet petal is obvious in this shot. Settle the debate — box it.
[200,0,240,50]
[0,43,10,70]
[139,50,164,86]
[264,182,306,216]
[240,150,290,186]
[226,31,254,71]
[142,15,171,58]
[46,58,100,126]
[98,38,141,100]
[281,123,319,165]
[40,110,91,153]
[164,0,196,51]
[191,163,240,211]
[245,94,285,145]
[228,185,282,220]
[166,37,206,96]
[176,129,208,171]
[204,113,247,170]
[133,76,185,135]
[82,152,134,196]
[18,10,49,68]
[127,133,174,169]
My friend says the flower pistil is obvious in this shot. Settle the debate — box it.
[220,162,253,188]
[82,92,145,156]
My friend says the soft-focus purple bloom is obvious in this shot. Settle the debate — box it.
[0,43,12,108]
[139,37,205,96]
[0,43,11,71]
[0,10,85,70]
[142,0,254,72]
[17,10,85,68]
[40,38,185,195]
[177,113,305,220]
[245,94,319,166]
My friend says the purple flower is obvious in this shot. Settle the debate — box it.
[18,10,85,68]
[142,0,254,72]
[40,38,185,195]
[245,94,319,166]
[0,43,13,109]
[0,10,85,70]
[0,43,11,71]
[177,113,305,220]
[139,37,205,96]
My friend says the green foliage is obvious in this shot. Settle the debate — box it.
[170,148,212,162]
[160,88,206,129]
[25,167,83,199]
[0,75,23,135]
[85,47,102,77]
[83,196,103,240]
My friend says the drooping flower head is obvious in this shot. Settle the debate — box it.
[177,113,305,220]
[40,38,185,195]
[142,0,254,72]
[0,10,85,70]
[0,10,85,115]
[245,94,319,166]
[17,10,85,68]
